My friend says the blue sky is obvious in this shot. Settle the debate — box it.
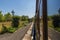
[47,0,60,15]
[0,0,36,18]
[0,0,60,18]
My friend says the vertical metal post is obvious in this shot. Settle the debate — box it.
[42,0,48,40]
[34,0,40,40]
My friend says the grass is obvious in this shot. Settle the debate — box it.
[0,22,11,28]
[0,22,11,33]
[54,27,60,32]
[18,21,28,27]
[48,21,54,28]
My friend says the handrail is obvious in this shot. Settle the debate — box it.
[34,0,48,40]
[42,0,48,40]
[34,0,40,40]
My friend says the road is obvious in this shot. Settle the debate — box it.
[48,27,60,40]
[0,23,32,40]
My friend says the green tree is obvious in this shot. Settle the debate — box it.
[58,8,60,14]
[48,16,53,21]
[11,10,15,17]
[4,12,12,21]
[0,11,3,22]
[52,14,60,28]
[21,15,29,21]
[28,17,34,22]
[11,16,20,27]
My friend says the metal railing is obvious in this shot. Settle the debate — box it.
[33,0,48,40]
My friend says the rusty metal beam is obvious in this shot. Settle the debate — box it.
[34,0,40,40]
[42,0,48,40]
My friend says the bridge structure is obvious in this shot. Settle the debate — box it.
[34,0,48,40]
[0,0,60,40]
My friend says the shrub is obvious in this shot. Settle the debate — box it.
[52,15,60,28]
[48,16,53,21]
[0,24,17,34]
[12,16,20,27]
[7,27,17,33]
[54,27,60,32]
[48,21,54,28]
[0,24,7,34]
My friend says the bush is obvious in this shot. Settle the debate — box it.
[54,27,60,32]
[52,15,60,28]
[0,24,17,34]
[48,16,53,21]
[7,27,17,33]
[25,21,28,24]
[0,24,7,34]
[12,16,20,27]
[48,21,54,28]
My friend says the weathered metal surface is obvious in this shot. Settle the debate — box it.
[34,0,40,40]
[42,0,48,40]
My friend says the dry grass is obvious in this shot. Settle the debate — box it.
[0,22,11,28]
[0,22,11,32]
[0,21,28,28]
[0,21,28,33]
[48,20,54,28]
[19,21,28,27]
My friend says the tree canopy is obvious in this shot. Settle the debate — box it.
[4,12,12,21]
[0,11,3,22]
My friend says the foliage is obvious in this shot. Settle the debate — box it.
[7,27,17,33]
[11,10,15,16]
[48,16,53,21]
[28,18,33,22]
[21,15,29,21]
[0,24,7,34]
[54,27,60,32]
[0,10,30,34]
[22,22,27,26]
[0,10,30,22]
[58,8,60,14]
[0,11,3,22]
[0,21,29,34]
[52,14,60,28]
[0,26,17,34]
[4,12,12,21]
[12,16,20,27]
[48,21,54,28]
